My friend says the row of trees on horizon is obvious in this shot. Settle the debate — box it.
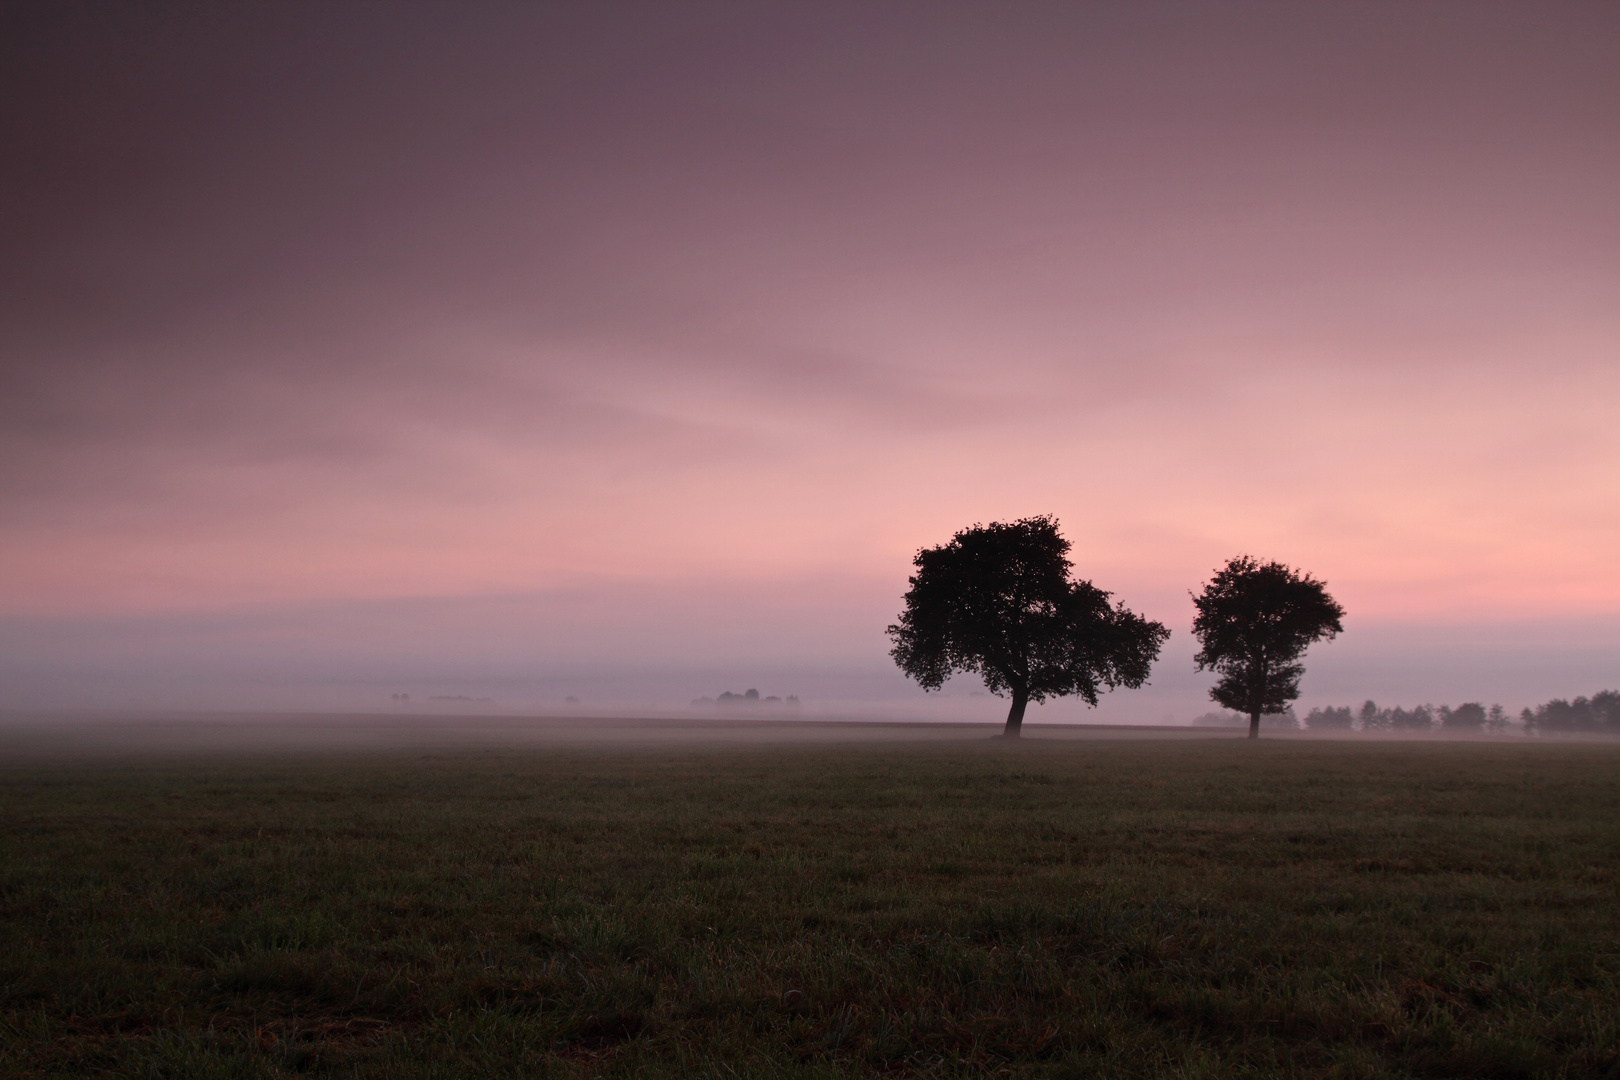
[1202,692,1620,733]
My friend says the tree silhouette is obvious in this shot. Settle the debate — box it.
[888,517,1170,738]
[1191,556,1344,740]
[1440,702,1487,730]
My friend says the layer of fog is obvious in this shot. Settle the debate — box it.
[2,590,1615,725]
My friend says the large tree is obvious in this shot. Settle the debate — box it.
[888,517,1170,737]
[1190,556,1345,740]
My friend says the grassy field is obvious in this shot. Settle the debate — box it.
[2,731,1617,1078]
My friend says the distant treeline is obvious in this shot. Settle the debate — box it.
[1520,691,1620,733]
[690,689,801,708]
[1295,691,1619,734]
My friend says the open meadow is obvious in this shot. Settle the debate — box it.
[2,720,1617,1078]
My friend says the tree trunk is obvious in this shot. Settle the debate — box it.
[1249,654,1265,740]
[1004,688,1030,738]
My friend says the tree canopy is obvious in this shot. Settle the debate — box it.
[887,516,1170,737]
[1523,691,1620,733]
[1191,555,1344,739]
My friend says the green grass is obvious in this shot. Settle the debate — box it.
[2,736,1618,1078]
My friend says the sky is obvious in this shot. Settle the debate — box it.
[2,2,1617,719]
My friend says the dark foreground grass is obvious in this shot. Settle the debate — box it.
[2,736,1618,1078]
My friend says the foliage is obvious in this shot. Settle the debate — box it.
[3,740,1619,1079]
[1190,556,1345,736]
[1352,703,1433,731]
[1303,705,1353,729]
[888,517,1169,735]
[1390,704,1434,731]
[1308,695,1615,735]
[1524,691,1620,733]
[1439,702,1487,730]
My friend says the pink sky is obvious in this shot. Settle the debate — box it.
[2,3,1617,715]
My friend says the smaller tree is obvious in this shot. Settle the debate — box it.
[888,516,1170,737]
[1191,556,1345,740]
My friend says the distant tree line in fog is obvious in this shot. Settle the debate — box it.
[1289,691,1619,734]
[1302,702,1511,733]
[689,689,801,708]
[1520,691,1620,733]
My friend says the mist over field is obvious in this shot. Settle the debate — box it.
[2,591,1616,725]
